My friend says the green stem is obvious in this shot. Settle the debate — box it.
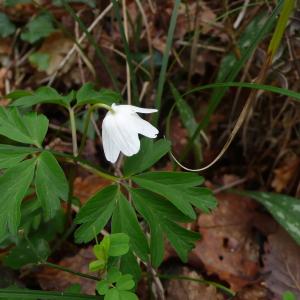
[51,150,119,182]
[77,103,113,156]
[69,107,78,157]
[154,273,235,296]
[42,262,99,281]
[77,161,118,182]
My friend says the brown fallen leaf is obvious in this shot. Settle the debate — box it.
[262,227,300,300]
[233,284,270,300]
[36,247,97,295]
[164,266,225,300]
[73,175,111,204]
[271,154,300,193]
[190,193,261,291]
[35,31,74,75]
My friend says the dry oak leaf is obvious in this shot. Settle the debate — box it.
[262,227,300,300]
[190,193,260,291]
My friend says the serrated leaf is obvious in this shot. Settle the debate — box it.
[111,193,149,261]
[75,185,118,243]
[35,151,69,220]
[243,191,300,245]
[0,107,48,147]
[109,233,130,257]
[76,83,122,106]
[133,171,204,187]
[29,52,50,71]
[132,172,216,219]
[123,139,171,176]
[21,13,55,43]
[0,144,38,169]
[0,159,36,240]
[12,86,70,107]
[6,90,33,100]
[0,12,16,38]
[4,237,50,269]
[132,189,200,265]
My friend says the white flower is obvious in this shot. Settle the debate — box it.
[102,103,159,163]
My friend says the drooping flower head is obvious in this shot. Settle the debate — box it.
[102,103,158,163]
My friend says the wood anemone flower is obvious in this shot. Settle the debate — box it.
[102,103,159,163]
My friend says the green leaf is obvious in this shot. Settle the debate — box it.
[96,280,109,295]
[123,139,171,176]
[268,0,295,58]
[89,236,110,271]
[133,171,204,187]
[89,259,106,272]
[4,237,50,269]
[76,83,122,106]
[0,107,48,147]
[107,267,122,283]
[94,236,110,260]
[109,233,130,257]
[283,291,297,300]
[119,291,138,300]
[0,159,36,239]
[11,86,71,107]
[0,12,16,38]
[170,82,202,161]
[132,172,216,219]
[111,193,149,261]
[35,151,69,219]
[132,189,199,265]
[118,251,141,284]
[0,144,38,169]
[6,90,33,100]
[242,191,300,245]
[29,52,50,71]
[75,185,118,243]
[104,288,119,300]
[21,13,55,43]
[116,275,135,291]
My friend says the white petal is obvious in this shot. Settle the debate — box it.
[108,113,141,156]
[130,113,159,138]
[102,113,121,163]
[130,105,158,114]
[112,104,157,114]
